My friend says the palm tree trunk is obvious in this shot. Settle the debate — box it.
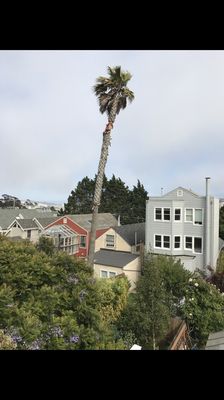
[88,100,118,268]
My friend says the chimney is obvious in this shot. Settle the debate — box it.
[205,177,211,266]
[117,215,121,226]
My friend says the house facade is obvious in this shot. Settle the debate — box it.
[145,179,219,272]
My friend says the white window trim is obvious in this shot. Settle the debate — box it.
[184,208,193,223]
[174,208,182,223]
[193,208,203,226]
[177,189,183,197]
[184,235,203,254]
[105,234,115,248]
[184,208,204,225]
[100,270,117,278]
[173,235,182,250]
[154,207,171,222]
[154,234,171,250]
[193,236,203,254]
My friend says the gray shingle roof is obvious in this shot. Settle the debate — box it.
[114,223,145,246]
[205,330,224,350]
[94,249,139,268]
[0,209,57,230]
[35,217,59,228]
[16,219,39,229]
[68,213,118,231]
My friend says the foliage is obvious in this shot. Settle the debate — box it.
[0,236,127,350]
[220,206,224,240]
[117,256,171,349]
[35,236,55,256]
[63,174,148,225]
[180,276,224,348]
[0,329,17,350]
[216,251,224,273]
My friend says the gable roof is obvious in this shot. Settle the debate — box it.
[94,249,139,268]
[68,213,118,231]
[163,186,200,198]
[0,209,57,230]
[15,219,39,230]
[114,223,145,246]
[34,216,59,228]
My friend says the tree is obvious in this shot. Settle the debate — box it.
[101,175,130,224]
[35,236,55,257]
[0,236,127,349]
[117,255,171,349]
[88,66,134,267]
[180,275,224,348]
[127,180,148,224]
[64,176,96,214]
[220,206,224,240]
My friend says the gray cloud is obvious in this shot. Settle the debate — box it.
[0,50,224,202]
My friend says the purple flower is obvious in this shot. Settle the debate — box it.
[51,326,64,338]
[70,335,79,343]
[79,290,87,302]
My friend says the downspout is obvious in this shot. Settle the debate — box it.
[205,177,211,267]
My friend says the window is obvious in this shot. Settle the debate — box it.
[100,270,116,278]
[155,235,162,248]
[174,236,181,249]
[80,236,86,248]
[163,208,170,221]
[163,236,170,248]
[155,208,162,220]
[185,236,192,249]
[194,237,202,253]
[185,209,193,222]
[63,218,67,224]
[174,208,181,221]
[106,234,115,248]
[27,230,31,239]
[194,209,202,225]
[177,190,183,197]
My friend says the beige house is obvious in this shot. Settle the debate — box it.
[95,222,145,253]
[6,218,41,243]
[94,249,141,291]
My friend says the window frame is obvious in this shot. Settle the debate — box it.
[105,234,115,248]
[154,207,171,222]
[174,208,182,222]
[174,235,181,250]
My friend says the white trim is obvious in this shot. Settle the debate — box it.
[100,270,117,278]
[184,235,203,254]
[184,235,193,251]
[105,233,115,248]
[174,208,182,222]
[154,234,171,250]
[154,207,171,222]
[193,208,203,226]
[184,208,193,223]
[173,235,182,250]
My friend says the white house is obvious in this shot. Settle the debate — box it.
[145,178,220,272]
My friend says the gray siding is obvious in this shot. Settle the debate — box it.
[145,187,219,272]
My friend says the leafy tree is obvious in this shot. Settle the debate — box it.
[89,66,134,267]
[127,180,148,224]
[35,236,55,256]
[117,256,171,349]
[0,330,17,349]
[0,236,127,350]
[64,176,96,214]
[220,206,224,240]
[101,175,130,224]
[180,275,224,348]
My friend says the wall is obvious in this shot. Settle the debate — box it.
[95,227,131,252]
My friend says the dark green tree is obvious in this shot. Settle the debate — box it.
[127,180,148,224]
[64,176,96,214]
[101,175,130,224]
[35,236,55,257]
[0,236,127,350]
[117,255,171,349]
[220,206,224,240]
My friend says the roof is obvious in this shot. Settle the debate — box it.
[16,219,39,230]
[94,249,139,268]
[43,224,77,238]
[0,209,57,230]
[205,330,224,350]
[35,217,59,228]
[68,213,118,231]
[114,223,145,246]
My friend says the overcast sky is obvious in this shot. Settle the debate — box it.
[0,50,224,203]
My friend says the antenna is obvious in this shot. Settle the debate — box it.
[161,187,163,196]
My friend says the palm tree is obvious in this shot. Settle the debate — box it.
[88,66,134,267]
